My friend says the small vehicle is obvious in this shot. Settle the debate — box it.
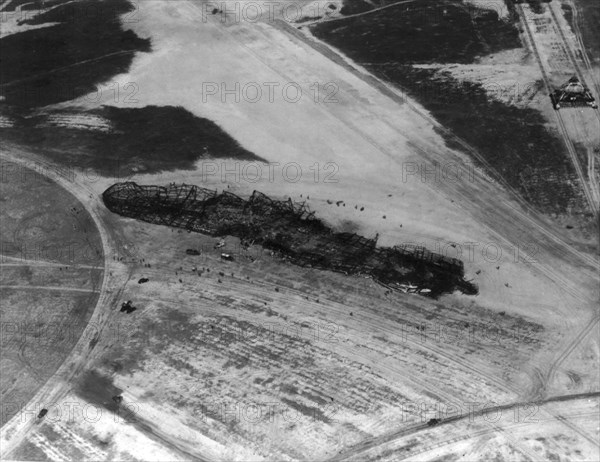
[38,409,48,419]
[427,418,441,427]
[220,253,234,261]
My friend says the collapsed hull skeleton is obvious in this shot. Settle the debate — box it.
[102,182,478,298]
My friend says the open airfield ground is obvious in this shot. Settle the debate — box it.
[0,0,599,460]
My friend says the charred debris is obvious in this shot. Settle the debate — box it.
[103,182,478,298]
[120,300,137,314]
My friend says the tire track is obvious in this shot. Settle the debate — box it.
[395,409,599,461]
[517,4,598,215]
[276,18,599,276]
[0,149,120,459]
[0,285,100,293]
[136,259,520,403]
[325,391,600,461]
[213,13,598,305]
[567,0,600,98]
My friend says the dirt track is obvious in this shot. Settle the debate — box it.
[518,1,600,212]
[0,147,126,459]
[1,0,599,459]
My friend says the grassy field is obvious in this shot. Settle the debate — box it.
[1,168,103,264]
[312,0,588,216]
[573,0,600,63]
[0,164,104,427]
[0,0,150,108]
[314,1,521,64]
[1,106,264,176]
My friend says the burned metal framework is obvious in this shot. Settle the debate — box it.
[103,182,477,297]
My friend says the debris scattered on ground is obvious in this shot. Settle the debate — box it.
[103,182,478,297]
[120,301,137,314]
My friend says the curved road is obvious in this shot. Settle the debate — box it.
[0,149,120,459]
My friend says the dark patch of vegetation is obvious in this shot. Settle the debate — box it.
[74,369,123,414]
[0,0,68,12]
[0,0,150,107]
[562,4,574,30]
[574,0,600,63]
[386,68,584,213]
[527,0,546,15]
[312,1,588,215]
[1,105,264,175]
[339,0,373,15]
[313,1,521,64]
[280,397,332,423]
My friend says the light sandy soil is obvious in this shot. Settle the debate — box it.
[62,0,596,308]
[414,49,545,108]
[0,2,61,38]
[1,0,599,460]
[464,0,511,20]
[336,396,600,460]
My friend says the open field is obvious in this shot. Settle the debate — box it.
[517,0,600,210]
[3,207,590,460]
[311,0,599,221]
[0,163,104,427]
[0,0,599,460]
[2,141,598,459]
[0,105,263,175]
[0,0,150,107]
